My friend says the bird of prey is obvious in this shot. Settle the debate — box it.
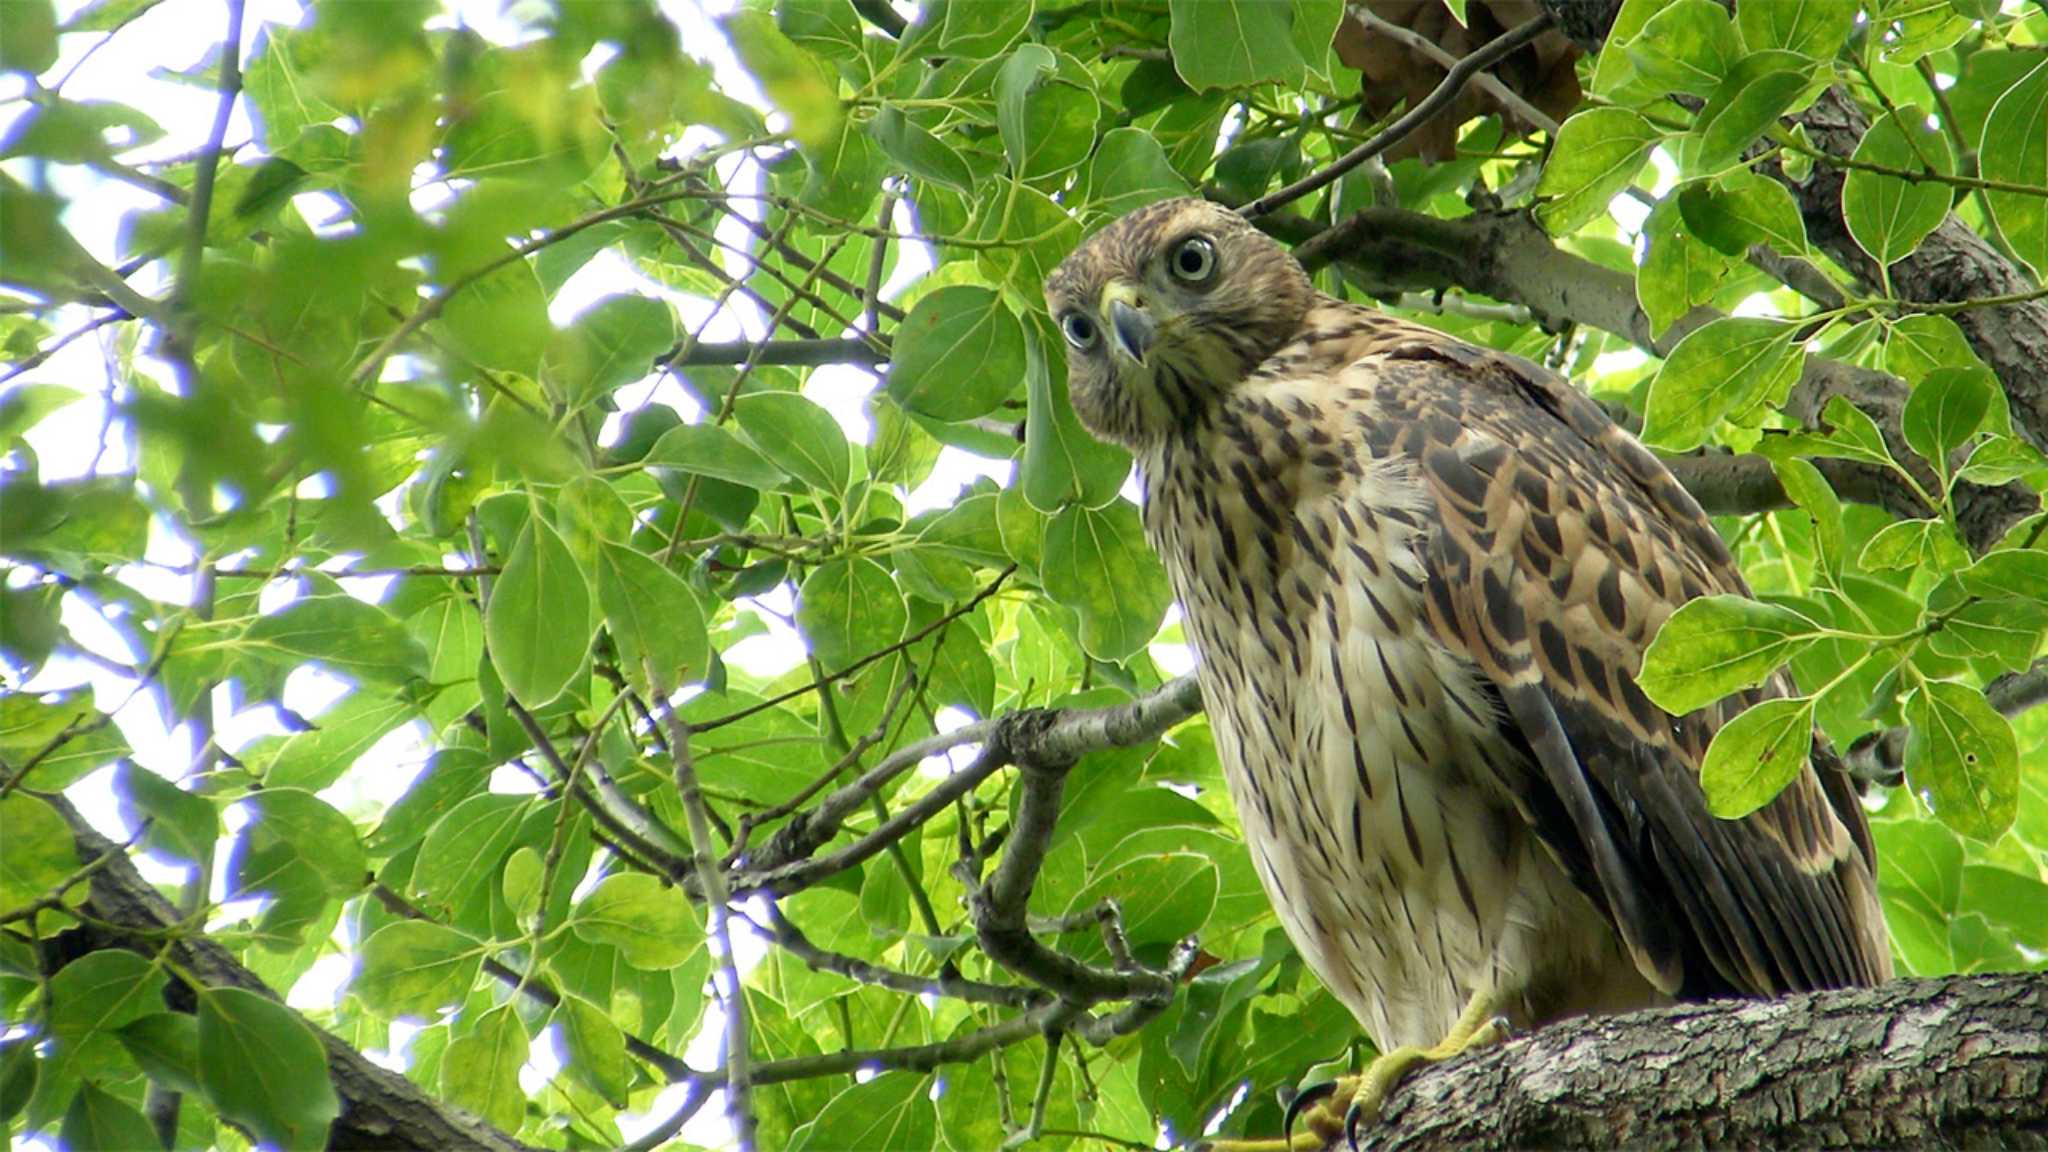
[1045,198,1892,1147]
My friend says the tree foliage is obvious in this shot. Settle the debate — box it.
[2,0,2046,1149]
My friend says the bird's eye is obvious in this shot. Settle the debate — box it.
[1170,236,1217,283]
[1061,312,1099,350]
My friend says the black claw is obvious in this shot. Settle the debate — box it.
[1490,1015,1516,1041]
[1344,1098,1367,1152]
[1281,1079,1339,1147]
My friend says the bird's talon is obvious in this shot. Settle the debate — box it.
[1281,1079,1339,1147]
[1343,1098,1368,1152]
[1487,1014,1515,1042]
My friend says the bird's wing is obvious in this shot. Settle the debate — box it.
[1338,322,1890,998]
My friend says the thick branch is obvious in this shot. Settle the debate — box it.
[47,796,539,1152]
[1332,974,2048,1151]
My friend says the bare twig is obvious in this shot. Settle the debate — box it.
[1241,12,1554,219]
[1344,6,1560,135]
[653,689,754,1150]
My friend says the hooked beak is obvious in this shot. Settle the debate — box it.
[1101,280,1156,365]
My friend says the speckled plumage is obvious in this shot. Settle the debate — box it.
[1046,199,1890,1056]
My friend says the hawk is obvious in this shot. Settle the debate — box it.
[1045,199,1891,1147]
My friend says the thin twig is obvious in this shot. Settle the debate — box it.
[1241,12,1554,219]
[1345,5,1560,135]
[693,566,1015,734]
[652,686,754,1150]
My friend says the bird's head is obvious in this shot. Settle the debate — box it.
[1045,197,1314,450]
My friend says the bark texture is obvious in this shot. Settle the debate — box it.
[48,797,538,1152]
[1354,974,2048,1151]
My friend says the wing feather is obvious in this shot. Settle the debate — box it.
[1346,321,1891,997]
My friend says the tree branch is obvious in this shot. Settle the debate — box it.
[1242,13,1556,219]
[1298,974,2048,1151]
[47,795,540,1152]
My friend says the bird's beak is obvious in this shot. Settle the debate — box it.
[1101,280,1155,366]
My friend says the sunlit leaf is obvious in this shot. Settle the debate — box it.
[1699,696,1815,819]
[1906,680,2018,841]
[1638,595,1823,714]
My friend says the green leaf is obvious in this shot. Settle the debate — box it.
[1641,317,1804,451]
[1700,696,1815,819]
[1906,680,2018,840]
[487,514,593,707]
[791,1071,937,1152]
[115,762,218,872]
[800,115,885,222]
[544,295,676,408]
[1637,595,1823,714]
[241,593,428,687]
[931,0,1033,56]
[645,421,789,489]
[1738,0,1856,58]
[1167,0,1304,91]
[441,1003,526,1135]
[1624,0,1739,97]
[1021,324,1129,511]
[995,45,1099,179]
[1928,598,2048,673]
[1902,365,1993,474]
[0,690,128,792]
[1638,196,1737,338]
[721,10,840,149]
[734,391,849,495]
[48,950,168,1045]
[243,788,366,896]
[1883,313,1977,384]
[116,1013,202,1096]
[354,920,484,1017]
[1692,64,1810,173]
[1683,170,1810,256]
[596,541,710,693]
[414,793,531,917]
[1873,817,1962,975]
[555,994,630,1107]
[1981,57,2048,278]
[251,689,417,791]
[61,1082,159,1152]
[440,260,549,379]
[570,872,704,968]
[870,107,974,190]
[0,0,57,75]
[1775,457,1845,569]
[796,556,907,671]
[198,987,339,1151]
[1042,502,1172,662]
[1535,108,1662,234]
[1080,126,1194,217]
[888,286,1026,422]
[1955,548,2048,603]
[1843,105,1955,268]
[0,792,77,915]
[777,0,863,59]
[1858,518,1967,573]
[0,1037,36,1123]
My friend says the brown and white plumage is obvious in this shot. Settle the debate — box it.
[1045,199,1890,1066]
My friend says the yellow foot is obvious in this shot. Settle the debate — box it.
[1341,995,1512,1145]
[1208,990,1512,1151]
